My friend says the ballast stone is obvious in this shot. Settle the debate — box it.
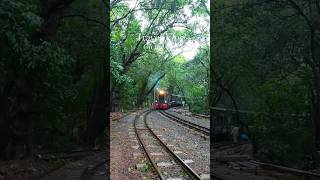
[157,162,173,167]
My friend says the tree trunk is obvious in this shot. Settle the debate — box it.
[136,86,147,108]
[86,62,108,147]
[0,73,35,160]
[310,16,320,149]
[0,78,16,159]
[112,85,122,112]
[86,0,110,146]
[224,88,240,124]
[0,0,76,159]
[136,73,152,107]
[312,67,320,149]
[136,73,166,107]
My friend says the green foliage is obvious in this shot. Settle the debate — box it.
[191,0,209,16]
[212,0,319,169]
[168,29,196,42]
[0,0,75,151]
[111,61,133,85]
[110,0,209,110]
[160,45,209,114]
[1,0,108,153]
[250,79,312,168]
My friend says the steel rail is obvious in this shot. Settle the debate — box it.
[158,111,231,180]
[159,110,210,136]
[191,112,210,119]
[253,161,320,179]
[133,113,166,180]
[144,111,202,180]
[212,142,249,151]
[136,110,228,180]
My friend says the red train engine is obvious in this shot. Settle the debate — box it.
[152,89,169,110]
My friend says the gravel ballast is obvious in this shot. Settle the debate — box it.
[147,111,210,177]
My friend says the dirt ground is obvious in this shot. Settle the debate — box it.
[0,112,126,180]
[110,110,156,179]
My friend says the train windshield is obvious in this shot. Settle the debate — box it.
[155,89,169,104]
[158,94,166,103]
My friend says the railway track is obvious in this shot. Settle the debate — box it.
[191,113,210,119]
[154,109,320,180]
[134,110,203,179]
[212,142,249,151]
[212,142,320,180]
[159,110,210,136]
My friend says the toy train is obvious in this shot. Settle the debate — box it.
[152,89,185,110]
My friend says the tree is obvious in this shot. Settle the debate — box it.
[110,0,192,111]
[0,0,109,159]
[211,0,320,168]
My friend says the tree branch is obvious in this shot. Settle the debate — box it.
[200,0,210,15]
[285,0,313,30]
[58,14,108,28]
[146,73,166,96]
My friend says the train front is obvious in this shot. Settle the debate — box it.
[152,89,169,110]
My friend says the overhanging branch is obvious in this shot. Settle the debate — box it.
[58,14,108,29]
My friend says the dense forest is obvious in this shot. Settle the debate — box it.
[0,0,209,160]
[110,0,209,114]
[211,0,320,169]
[0,0,108,159]
[4,0,318,174]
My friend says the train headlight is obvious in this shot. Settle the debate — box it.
[159,90,165,95]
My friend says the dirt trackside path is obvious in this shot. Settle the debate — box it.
[110,109,156,180]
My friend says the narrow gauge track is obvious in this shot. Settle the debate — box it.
[159,110,210,136]
[212,142,249,151]
[134,110,203,180]
[212,143,320,180]
[191,113,210,119]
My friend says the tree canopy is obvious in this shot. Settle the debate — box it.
[111,0,210,113]
[211,0,320,169]
[0,0,108,159]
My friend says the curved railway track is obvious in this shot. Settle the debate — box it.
[134,110,203,180]
[152,109,320,180]
[159,110,210,136]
